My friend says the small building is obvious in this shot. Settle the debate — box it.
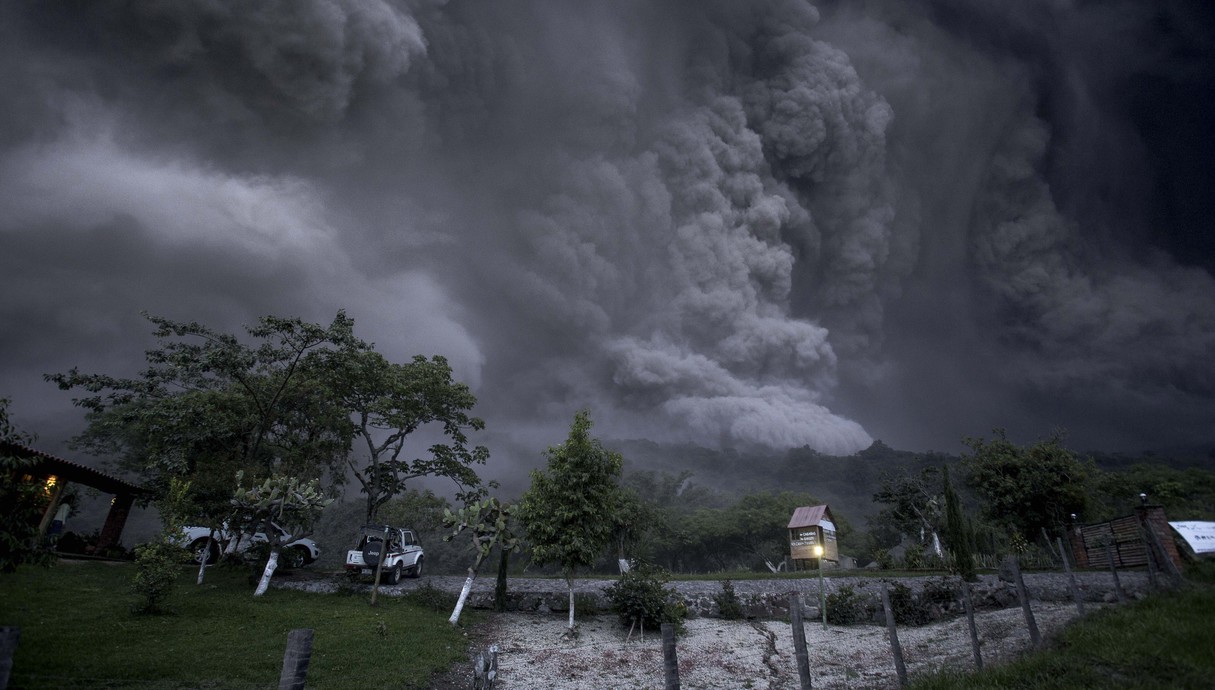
[2,441,149,554]
[788,504,838,570]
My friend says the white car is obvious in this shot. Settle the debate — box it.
[344,524,424,584]
[180,523,321,569]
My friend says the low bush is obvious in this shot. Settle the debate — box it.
[887,581,932,626]
[604,564,686,633]
[825,584,874,625]
[715,579,745,619]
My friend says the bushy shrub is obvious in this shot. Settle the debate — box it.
[825,584,874,625]
[875,549,895,570]
[886,581,932,626]
[131,541,184,614]
[901,544,925,570]
[921,577,959,609]
[604,564,685,633]
[714,579,744,620]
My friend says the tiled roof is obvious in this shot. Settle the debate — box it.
[787,504,833,529]
[1,441,149,495]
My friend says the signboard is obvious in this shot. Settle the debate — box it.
[790,527,819,560]
[1170,521,1215,555]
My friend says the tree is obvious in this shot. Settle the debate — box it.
[0,397,55,573]
[230,472,333,596]
[332,348,490,523]
[518,410,626,632]
[941,465,976,581]
[443,497,518,625]
[872,467,944,557]
[962,429,1092,541]
[132,478,192,614]
[47,312,359,498]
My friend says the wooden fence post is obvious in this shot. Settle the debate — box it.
[789,592,813,690]
[278,628,313,690]
[661,622,680,690]
[0,626,19,690]
[1057,537,1086,616]
[1104,542,1126,602]
[1009,557,1041,648]
[960,581,983,671]
[880,584,908,688]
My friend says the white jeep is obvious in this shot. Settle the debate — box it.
[344,524,425,585]
[180,523,321,569]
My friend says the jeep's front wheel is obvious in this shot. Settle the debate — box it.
[387,562,402,585]
[409,557,424,578]
[190,539,219,565]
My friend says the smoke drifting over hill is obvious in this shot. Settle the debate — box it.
[1,0,1212,458]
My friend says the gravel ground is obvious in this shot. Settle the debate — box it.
[469,603,1083,690]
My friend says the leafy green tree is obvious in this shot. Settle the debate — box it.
[332,348,490,523]
[942,465,976,580]
[872,467,943,557]
[442,497,519,625]
[1092,463,1215,521]
[47,312,360,499]
[963,429,1092,541]
[518,410,626,632]
[0,398,55,573]
[230,472,333,596]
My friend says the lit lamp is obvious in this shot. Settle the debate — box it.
[813,544,826,630]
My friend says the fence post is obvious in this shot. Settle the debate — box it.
[1139,524,1160,590]
[0,626,19,690]
[880,584,908,688]
[960,580,983,671]
[789,592,813,690]
[1104,542,1126,602]
[1009,557,1041,648]
[1057,537,1086,616]
[661,622,680,690]
[278,628,314,690]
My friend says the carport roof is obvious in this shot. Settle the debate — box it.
[2,441,149,496]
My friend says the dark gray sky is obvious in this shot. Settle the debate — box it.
[2,0,1213,466]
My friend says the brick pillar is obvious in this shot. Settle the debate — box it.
[95,493,134,553]
[1135,505,1182,571]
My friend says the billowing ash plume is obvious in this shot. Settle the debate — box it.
[0,0,1212,457]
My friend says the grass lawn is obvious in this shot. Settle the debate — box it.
[911,571,1215,689]
[0,560,471,689]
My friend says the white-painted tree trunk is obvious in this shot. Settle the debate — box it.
[449,571,476,625]
[931,531,943,558]
[567,578,575,631]
[253,549,279,597]
[195,535,212,585]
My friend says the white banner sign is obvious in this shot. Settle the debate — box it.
[1170,521,1215,555]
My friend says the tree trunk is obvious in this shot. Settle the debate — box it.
[195,534,213,586]
[449,569,477,625]
[567,576,575,631]
[494,547,510,613]
[253,548,279,597]
[930,531,943,558]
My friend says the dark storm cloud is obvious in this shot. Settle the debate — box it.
[1,0,1212,462]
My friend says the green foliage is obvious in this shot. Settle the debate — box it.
[334,349,490,523]
[901,543,926,570]
[825,584,874,625]
[1091,463,1215,521]
[0,398,55,573]
[518,410,625,578]
[132,478,191,614]
[714,579,744,620]
[872,466,943,549]
[942,466,976,581]
[403,581,460,612]
[962,429,1092,540]
[603,563,685,631]
[443,497,519,575]
[887,581,932,626]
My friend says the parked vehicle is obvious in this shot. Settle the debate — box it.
[180,523,321,569]
[344,524,424,584]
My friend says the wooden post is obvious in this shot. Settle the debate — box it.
[789,592,813,690]
[1,626,20,690]
[661,622,680,690]
[278,628,313,690]
[1104,542,1126,602]
[1010,557,1041,648]
[960,580,983,671]
[880,584,908,687]
[1057,537,1086,616]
